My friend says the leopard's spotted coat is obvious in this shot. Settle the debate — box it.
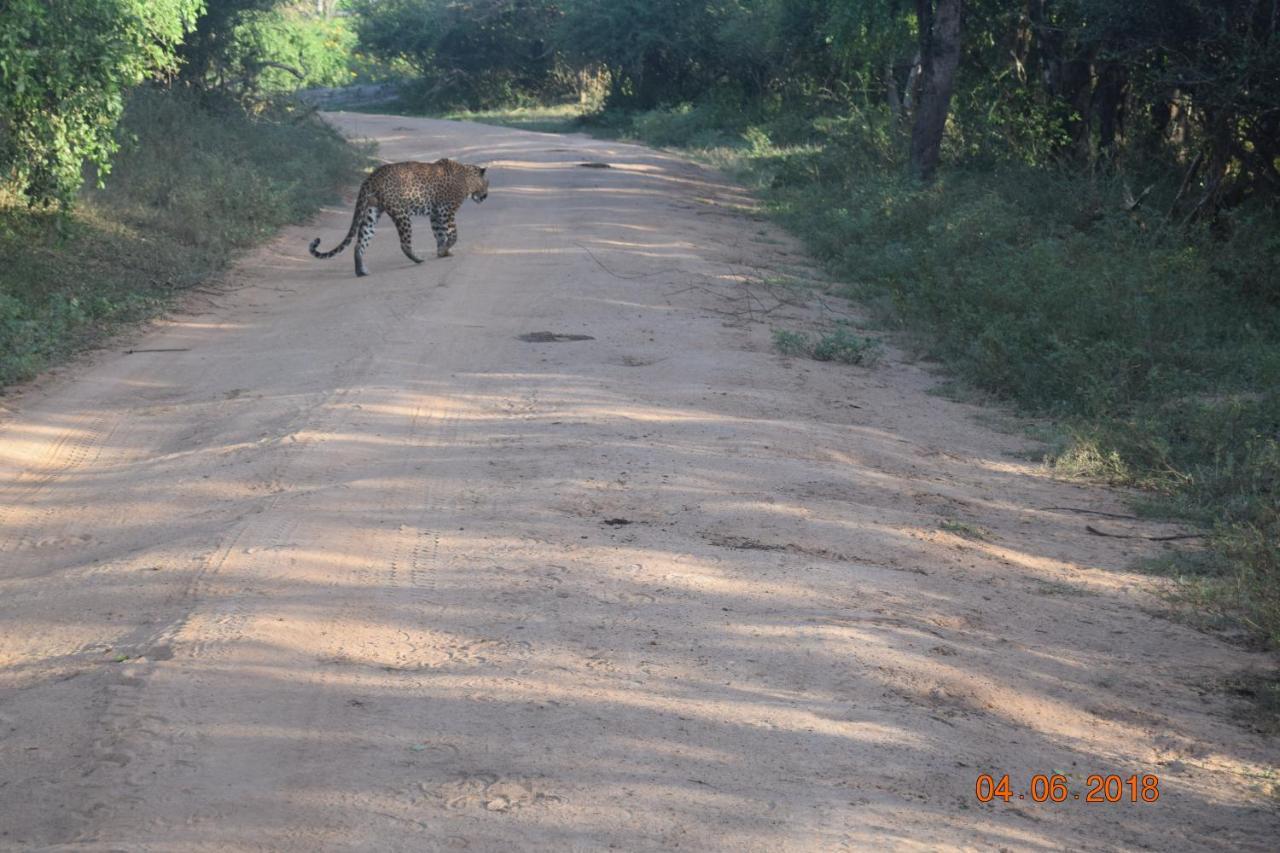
[309,159,488,277]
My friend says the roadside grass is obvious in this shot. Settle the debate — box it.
[431,99,1280,650]
[771,324,881,365]
[940,519,995,542]
[0,87,366,387]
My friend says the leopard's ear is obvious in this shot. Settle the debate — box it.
[478,166,487,176]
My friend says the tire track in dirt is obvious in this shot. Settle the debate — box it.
[0,412,116,559]
[50,342,390,845]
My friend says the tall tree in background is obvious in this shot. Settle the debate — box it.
[178,0,281,85]
[216,2,360,94]
[908,0,961,181]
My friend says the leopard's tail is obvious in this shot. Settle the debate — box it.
[309,187,369,259]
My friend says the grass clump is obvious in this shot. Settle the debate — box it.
[771,329,810,357]
[0,86,365,386]
[812,326,882,365]
[940,519,995,541]
[772,324,881,365]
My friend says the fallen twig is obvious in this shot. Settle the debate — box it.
[575,242,681,280]
[1041,506,1140,519]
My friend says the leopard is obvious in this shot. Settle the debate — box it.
[309,159,489,277]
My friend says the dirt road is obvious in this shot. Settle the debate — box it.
[1,114,1276,851]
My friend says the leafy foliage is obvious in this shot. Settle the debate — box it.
[185,1,361,95]
[177,0,283,85]
[0,0,205,206]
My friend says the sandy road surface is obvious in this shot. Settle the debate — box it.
[1,114,1277,851]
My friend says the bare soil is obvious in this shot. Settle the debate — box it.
[1,114,1276,851]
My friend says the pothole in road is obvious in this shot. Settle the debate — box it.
[517,332,595,343]
[579,162,612,169]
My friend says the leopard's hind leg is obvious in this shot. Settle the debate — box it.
[444,208,459,250]
[354,206,381,277]
[390,211,424,264]
[429,204,451,257]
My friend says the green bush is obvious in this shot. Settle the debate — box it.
[0,0,204,206]
[219,6,360,93]
[812,326,881,364]
[771,324,881,365]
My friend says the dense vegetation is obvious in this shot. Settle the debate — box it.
[179,0,366,96]
[0,0,206,207]
[0,1,365,384]
[356,1,1280,644]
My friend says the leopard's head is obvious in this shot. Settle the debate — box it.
[467,165,489,203]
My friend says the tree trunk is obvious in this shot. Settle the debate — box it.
[909,0,962,182]
[1094,63,1128,157]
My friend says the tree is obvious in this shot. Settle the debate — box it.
[213,3,360,94]
[909,0,961,181]
[0,0,205,206]
[177,0,282,86]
